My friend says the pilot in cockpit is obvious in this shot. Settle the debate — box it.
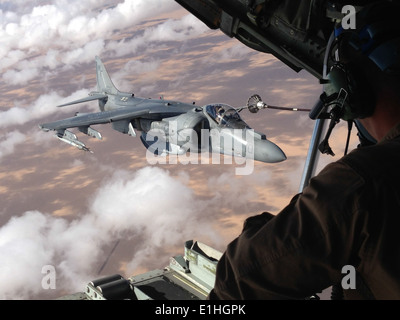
[215,105,224,124]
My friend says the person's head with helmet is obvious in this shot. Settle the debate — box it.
[325,1,400,144]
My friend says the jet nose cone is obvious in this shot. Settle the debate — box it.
[254,139,287,163]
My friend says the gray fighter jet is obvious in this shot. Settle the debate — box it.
[39,57,286,163]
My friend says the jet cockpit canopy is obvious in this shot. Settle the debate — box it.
[205,103,249,129]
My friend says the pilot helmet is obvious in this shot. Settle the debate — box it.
[326,1,400,120]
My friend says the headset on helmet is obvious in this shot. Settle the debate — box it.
[311,1,400,154]
[323,1,400,120]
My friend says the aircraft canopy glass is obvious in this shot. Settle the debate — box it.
[205,103,249,129]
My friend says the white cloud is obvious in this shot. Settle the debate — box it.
[0,130,25,161]
[143,13,209,42]
[0,88,95,129]
[2,67,39,85]
[0,0,192,78]
[0,211,63,299]
[61,39,106,66]
[214,43,253,62]
[105,13,209,59]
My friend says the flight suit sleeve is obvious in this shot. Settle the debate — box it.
[208,160,367,299]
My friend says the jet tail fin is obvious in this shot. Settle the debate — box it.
[56,57,115,111]
[95,56,119,95]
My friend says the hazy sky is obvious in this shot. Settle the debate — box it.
[0,0,359,299]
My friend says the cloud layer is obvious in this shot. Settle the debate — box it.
[0,0,206,85]
[0,166,277,299]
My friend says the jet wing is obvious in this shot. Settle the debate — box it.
[39,107,150,131]
[39,106,152,152]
